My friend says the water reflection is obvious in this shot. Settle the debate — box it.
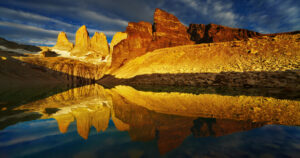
[6,84,298,155]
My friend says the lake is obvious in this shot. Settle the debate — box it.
[0,84,300,158]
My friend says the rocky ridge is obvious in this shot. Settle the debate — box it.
[101,33,300,89]
[188,23,261,43]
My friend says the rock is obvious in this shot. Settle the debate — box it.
[188,23,261,43]
[40,47,59,57]
[110,21,153,71]
[148,8,194,52]
[53,32,73,51]
[110,8,194,71]
[71,25,90,57]
[110,32,127,55]
[89,32,109,59]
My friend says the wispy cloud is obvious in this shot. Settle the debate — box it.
[179,0,239,27]
[0,21,66,35]
[0,7,74,28]
[88,28,117,36]
[79,10,128,27]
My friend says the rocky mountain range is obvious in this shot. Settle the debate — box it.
[0,8,299,89]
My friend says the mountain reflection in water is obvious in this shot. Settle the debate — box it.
[1,84,300,157]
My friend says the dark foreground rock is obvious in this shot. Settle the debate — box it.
[98,70,300,90]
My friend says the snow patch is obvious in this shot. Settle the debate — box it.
[0,45,37,54]
[50,48,109,64]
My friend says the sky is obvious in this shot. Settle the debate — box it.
[0,0,299,46]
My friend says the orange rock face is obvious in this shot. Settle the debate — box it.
[188,23,261,43]
[110,21,153,70]
[71,25,90,57]
[110,8,194,71]
[53,32,73,51]
[148,8,194,52]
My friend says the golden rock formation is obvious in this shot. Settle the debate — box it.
[110,32,127,55]
[89,32,109,59]
[111,34,300,79]
[53,32,74,51]
[108,32,128,64]
[71,25,90,57]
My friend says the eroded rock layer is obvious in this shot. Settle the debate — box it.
[188,23,261,43]
[17,56,108,82]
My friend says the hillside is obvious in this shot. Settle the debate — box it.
[100,33,300,89]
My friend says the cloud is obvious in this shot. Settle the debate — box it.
[0,7,74,28]
[78,10,128,27]
[0,0,299,45]
[178,0,239,27]
[88,28,117,36]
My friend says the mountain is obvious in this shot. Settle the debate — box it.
[0,37,41,53]
[53,32,73,51]
[101,33,300,89]
[108,8,266,72]
[109,8,194,71]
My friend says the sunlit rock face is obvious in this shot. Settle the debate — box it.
[89,32,110,59]
[148,8,194,52]
[108,34,300,89]
[109,32,128,56]
[18,56,107,81]
[53,32,74,51]
[109,9,194,71]
[71,25,90,57]
[110,21,153,71]
[188,23,261,43]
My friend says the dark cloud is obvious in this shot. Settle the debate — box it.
[0,0,299,46]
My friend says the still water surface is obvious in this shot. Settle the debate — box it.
[0,84,300,158]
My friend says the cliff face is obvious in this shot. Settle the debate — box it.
[110,9,194,71]
[52,25,110,62]
[53,32,73,51]
[17,56,108,82]
[110,21,153,70]
[188,23,261,43]
[89,32,109,59]
[148,8,194,52]
[71,25,90,57]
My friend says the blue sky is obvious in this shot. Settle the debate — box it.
[0,0,299,46]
